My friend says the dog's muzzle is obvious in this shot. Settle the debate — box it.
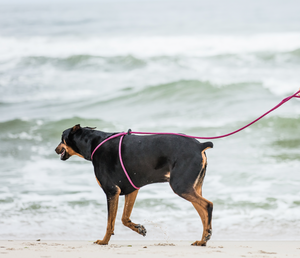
[55,143,69,161]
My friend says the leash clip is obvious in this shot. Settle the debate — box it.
[127,129,132,135]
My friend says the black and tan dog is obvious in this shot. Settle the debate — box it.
[55,124,213,246]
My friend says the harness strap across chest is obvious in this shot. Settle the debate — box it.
[91,132,140,190]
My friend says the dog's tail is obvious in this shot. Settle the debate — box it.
[201,141,213,151]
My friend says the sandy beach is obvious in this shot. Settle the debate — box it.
[0,240,299,258]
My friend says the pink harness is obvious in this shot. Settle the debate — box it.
[91,90,300,189]
[91,132,140,189]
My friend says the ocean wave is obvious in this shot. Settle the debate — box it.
[18,55,147,71]
[207,47,300,66]
[3,79,297,131]
[86,80,266,106]
[254,48,300,64]
[252,116,300,133]
[290,48,300,56]
[14,47,300,73]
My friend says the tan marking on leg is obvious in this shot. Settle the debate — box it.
[122,190,138,225]
[95,187,121,245]
[193,147,211,193]
[190,202,211,246]
[121,190,146,236]
[182,192,213,246]
[165,171,171,180]
[194,183,202,196]
[201,147,210,170]
[96,178,102,188]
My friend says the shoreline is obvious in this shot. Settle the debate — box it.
[1,240,299,258]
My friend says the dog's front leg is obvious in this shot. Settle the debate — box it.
[95,188,121,245]
[122,190,147,236]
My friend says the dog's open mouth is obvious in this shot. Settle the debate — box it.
[60,148,66,160]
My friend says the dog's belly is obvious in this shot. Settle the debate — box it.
[124,156,172,186]
[140,169,171,185]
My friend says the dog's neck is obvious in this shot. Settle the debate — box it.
[74,129,115,161]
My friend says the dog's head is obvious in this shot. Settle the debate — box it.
[55,124,85,161]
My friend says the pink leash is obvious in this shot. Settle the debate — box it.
[91,89,300,189]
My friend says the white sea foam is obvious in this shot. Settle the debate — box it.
[8,132,42,141]
[1,33,300,59]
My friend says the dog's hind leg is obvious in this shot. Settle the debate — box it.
[121,190,147,236]
[180,190,213,246]
[189,163,213,246]
[189,196,213,246]
[95,187,121,245]
[170,162,213,246]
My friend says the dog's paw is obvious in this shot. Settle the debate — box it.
[191,241,206,246]
[204,229,212,241]
[94,240,108,245]
[135,224,147,236]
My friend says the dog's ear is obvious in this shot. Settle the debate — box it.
[71,124,81,134]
